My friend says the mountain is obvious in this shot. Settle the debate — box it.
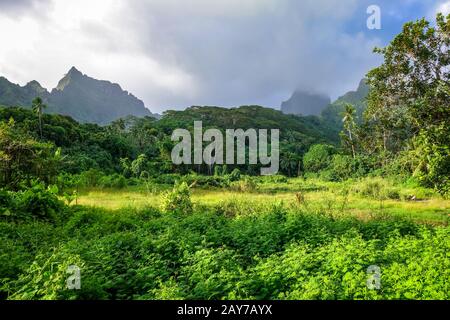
[0,77,48,107]
[320,79,370,137]
[281,91,331,116]
[0,67,154,124]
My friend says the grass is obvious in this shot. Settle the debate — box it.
[75,177,450,225]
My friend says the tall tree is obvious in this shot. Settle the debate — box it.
[341,104,357,159]
[365,13,449,193]
[32,97,47,139]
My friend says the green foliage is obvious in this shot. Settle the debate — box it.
[5,250,84,300]
[1,195,447,300]
[364,13,450,195]
[352,178,401,201]
[0,182,64,222]
[0,119,60,188]
[14,182,64,222]
[0,189,13,218]
[161,182,193,215]
[229,168,241,181]
[230,176,258,192]
[303,144,335,173]
[99,174,127,189]
[412,125,450,196]
[79,169,104,187]
[131,154,148,178]
[0,14,448,302]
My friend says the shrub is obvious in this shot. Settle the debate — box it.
[228,169,241,182]
[5,249,85,300]
[15,183,64,221]
[230,177,257,192]
[303,144,335,173]
[161,182,193,215]
[328,154,355,181]
[353,178,401,200]
[0,189,13,219]
[79,169,104,187]
[99,174,128,189]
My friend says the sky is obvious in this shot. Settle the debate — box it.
[0,0,448,113]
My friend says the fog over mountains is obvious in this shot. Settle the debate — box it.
[281,91,331,116]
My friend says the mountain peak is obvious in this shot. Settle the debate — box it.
[0,69,153,124]
[67,66,82,76]
[24,80,47,94]
[56,67,83,91]
[50,68,152,124]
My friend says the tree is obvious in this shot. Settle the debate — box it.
[365,13,449,193]
[340,104,357,159]
[280,152,299,177]
[131,154,147,177]
[303,144,335,173]
[32,97,47,139]
[0,119,59,188]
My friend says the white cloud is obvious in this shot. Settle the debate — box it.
[0,0,384,112]
[436,1,450,15]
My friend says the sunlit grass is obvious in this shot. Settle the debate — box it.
[75,177,450,225]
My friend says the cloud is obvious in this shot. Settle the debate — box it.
[0,0,50,15]
[435,1,450,15]
[0,0,426,113]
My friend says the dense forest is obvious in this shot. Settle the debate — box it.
[0,14,448,300]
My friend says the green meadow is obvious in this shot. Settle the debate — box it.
[76,177,449,225]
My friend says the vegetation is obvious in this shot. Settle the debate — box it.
[0,15,448,300]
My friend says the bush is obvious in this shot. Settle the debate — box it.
[79,169,104,187]
[152,174,182,185]
[161,182,193,215]
[0,189,13,218]
[228,169,241,182]
[329,154,355,181]
[5,249,85,300]
[303,144,335,173]
[230,177,257,192]
[99,174,127,189]
[15,183,64,222]
[181,174,230,188]
[1,197,448,300]
[353,178,401,200]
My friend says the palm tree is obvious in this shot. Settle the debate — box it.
[32,97,47,139]
[280,152,299,177]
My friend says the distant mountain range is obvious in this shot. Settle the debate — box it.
[281,91,331,116]
[0,67,155,124]
[280,80,369,137]
[0,66,368,130]
[280,80,369,118]
[319,79,370,136]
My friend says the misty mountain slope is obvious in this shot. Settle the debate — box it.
[320,79,369,136]
[0,77,49,107]
[281,91,331,116]
[0,67,153,124]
